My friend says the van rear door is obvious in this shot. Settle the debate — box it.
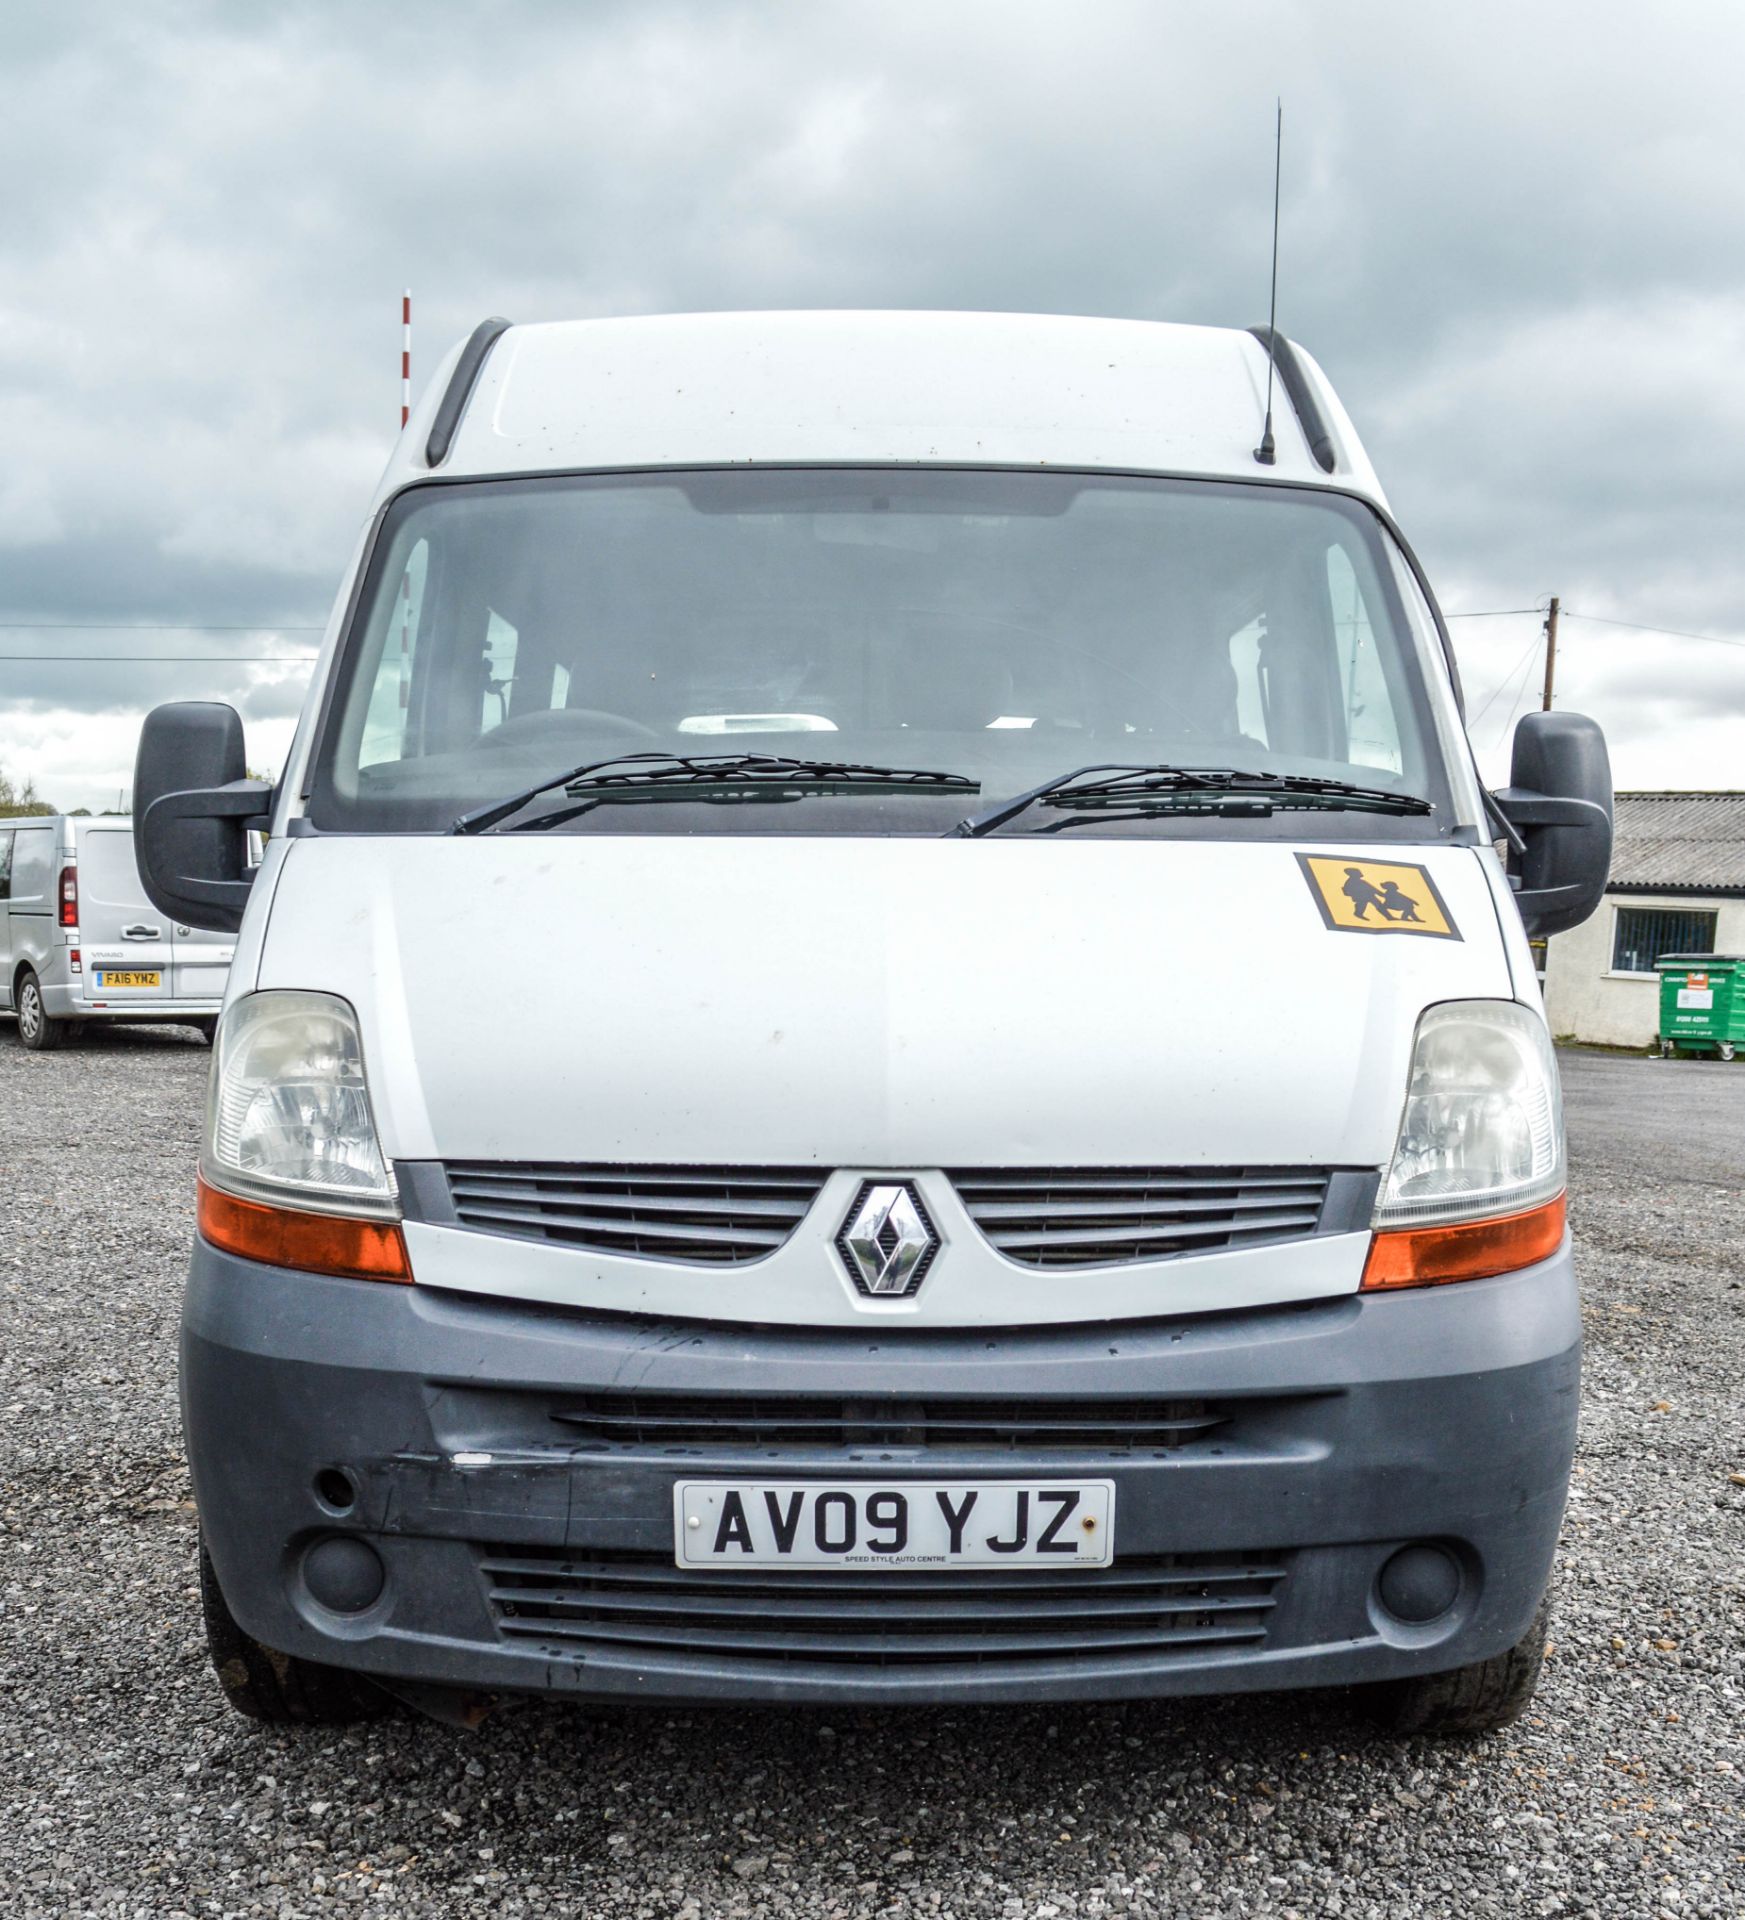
[171,918,233,1002]
[77,824,173,1004]
[0,829,14,1004]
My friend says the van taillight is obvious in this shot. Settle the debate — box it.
[58,866,78,928]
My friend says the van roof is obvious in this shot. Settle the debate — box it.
[2,816,131,838]
[381,311,1386,506]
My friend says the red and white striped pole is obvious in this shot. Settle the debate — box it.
[401,289,412,428]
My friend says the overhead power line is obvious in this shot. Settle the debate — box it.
[1561,609,1745,651]
[1445,604,1745,651]
[1468,632,1544,732]
[0,653,317,663]
[0,621,323,631]
[1488,638,1548,750]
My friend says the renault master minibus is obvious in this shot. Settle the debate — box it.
[135,312,1612,1733]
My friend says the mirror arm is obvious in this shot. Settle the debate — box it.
[1492,788,1611,833]
[137,779,273,914]
[1481,787,1528,857]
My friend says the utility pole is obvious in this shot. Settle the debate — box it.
[1540,596,1560,711]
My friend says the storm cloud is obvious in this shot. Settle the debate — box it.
[2,0,1741,808]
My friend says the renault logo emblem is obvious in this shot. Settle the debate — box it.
[836,1181,940,1298]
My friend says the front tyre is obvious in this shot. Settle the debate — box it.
[1360,1596,1549,1735]
[16,970,65,1051]
[199,1539,388,1724]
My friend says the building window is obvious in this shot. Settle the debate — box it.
[1611,906,1718,975]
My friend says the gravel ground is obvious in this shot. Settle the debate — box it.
[1,1026,1740,1918]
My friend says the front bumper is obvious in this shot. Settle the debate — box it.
[182,1242,1580,1706]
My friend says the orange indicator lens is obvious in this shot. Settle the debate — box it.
[197,1177,412,1282]
[1361,1194,1566,1291]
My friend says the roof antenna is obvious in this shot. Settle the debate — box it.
[1254,101,1282,466]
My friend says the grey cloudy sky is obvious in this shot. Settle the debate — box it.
[3,0,1742,810]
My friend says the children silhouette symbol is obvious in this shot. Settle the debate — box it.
[1341,867,1389,920]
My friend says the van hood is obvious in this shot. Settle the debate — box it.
[257,835,1511,1170]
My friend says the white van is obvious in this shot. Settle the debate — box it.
[134,312,1612,1734]
[1,815,232,1048]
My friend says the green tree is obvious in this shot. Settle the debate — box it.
[0,762,55,818]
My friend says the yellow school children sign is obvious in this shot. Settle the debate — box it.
[1295,854,1460,940]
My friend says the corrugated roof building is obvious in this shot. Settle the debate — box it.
[1604,791,1745,895]
[1544,792,1745,1047]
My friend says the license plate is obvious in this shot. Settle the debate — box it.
[674,1480,1115,1569]
[93,970,160,989]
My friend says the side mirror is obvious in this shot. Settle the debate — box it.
[134,702,273,933]
[1493,710,1613,938]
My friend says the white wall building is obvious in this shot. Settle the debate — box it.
[1543,792,1745,1048]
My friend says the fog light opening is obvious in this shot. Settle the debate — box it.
[1376,1543,1463,1625]
[302,1535,385,1615]
[314,1467,356,1513]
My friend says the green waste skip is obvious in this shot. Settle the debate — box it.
[1656,953,1745,1060]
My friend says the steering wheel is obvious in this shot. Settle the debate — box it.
[488,707,662,743]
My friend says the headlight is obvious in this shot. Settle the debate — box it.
[204,991,398,1217]
[1374,1000,1564,1230]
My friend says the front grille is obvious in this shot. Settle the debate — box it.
[950,1167,1330,1268]
[444,1163,826,1264]
[549,1392,1231,1451]
[480,1546,1291,1667]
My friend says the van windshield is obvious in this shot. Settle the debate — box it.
[309,469,1459,838]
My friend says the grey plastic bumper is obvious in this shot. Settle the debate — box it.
[182,1242,1580,1707]
[43,982,219,1020]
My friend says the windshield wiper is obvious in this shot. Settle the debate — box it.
[453,753,977,834]
[949,765,1433,837]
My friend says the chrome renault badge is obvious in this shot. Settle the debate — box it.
[836,1181,940,1297]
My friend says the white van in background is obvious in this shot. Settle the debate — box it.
[0,816,232,1049]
